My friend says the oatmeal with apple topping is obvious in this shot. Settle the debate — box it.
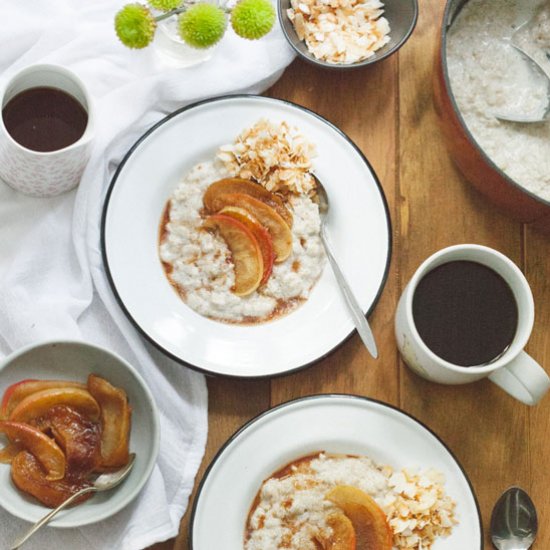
[159,120,325,324]
[245,452,457,550]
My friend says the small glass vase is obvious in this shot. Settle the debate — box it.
[154,18,218,68]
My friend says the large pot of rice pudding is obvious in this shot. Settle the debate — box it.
[434,0,550,233]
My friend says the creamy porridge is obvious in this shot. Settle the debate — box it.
[159,121,325,324]
[245,452,457,550]
[447,0,550,201]
[287,0,390,65]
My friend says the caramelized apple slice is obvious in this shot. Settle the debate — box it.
[209,193,292,263]
[0,442,21,464]
[203,213,264,296]
[1,379,86,419]
[203,178,293,227]
[10,388,100,423]
[11,451,92,508]
[326,486,393,550]
[219,206,275,285]
[87,375,132,469]
[34,405,101,475]
[314,513,357,550]
[0,421,65,480]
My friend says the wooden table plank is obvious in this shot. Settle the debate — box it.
[397,1,536,548]
[151,2,550,548]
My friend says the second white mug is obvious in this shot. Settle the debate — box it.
[395,244,550,406]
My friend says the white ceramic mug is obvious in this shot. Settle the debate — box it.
[395,244,550,406]
[0,64,94,197]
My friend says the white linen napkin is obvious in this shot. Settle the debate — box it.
[0,1,294,548]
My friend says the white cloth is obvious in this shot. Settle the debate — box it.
[0,2,294,548]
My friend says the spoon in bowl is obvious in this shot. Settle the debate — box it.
[314,177,378,359]
[10,453,136,549]
[491,487,538,550]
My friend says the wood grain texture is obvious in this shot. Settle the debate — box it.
[150,1,549,548]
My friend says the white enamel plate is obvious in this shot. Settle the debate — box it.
[102,96,391,377]
[190,395,483,549]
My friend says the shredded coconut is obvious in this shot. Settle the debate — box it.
[287,0,390,64]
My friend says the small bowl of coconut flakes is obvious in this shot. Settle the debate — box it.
[279,0,418,69]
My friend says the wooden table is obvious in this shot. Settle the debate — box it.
[152,1,550,547]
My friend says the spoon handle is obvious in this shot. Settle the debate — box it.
[10,486,97,549]
[321,227,378,359]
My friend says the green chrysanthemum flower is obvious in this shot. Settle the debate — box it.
[231,0,275,40]
[178,4,227,49]
[115,4,157,49]
[148,0,182,11]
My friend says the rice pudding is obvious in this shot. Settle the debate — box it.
[159,121,325,324]
[447,0,550,201]
[245,452,457,550]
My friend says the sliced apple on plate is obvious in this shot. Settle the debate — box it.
[0,421,65,480]
[326,485,393,550]
[314,513,357,550]
[9,387,100,423]
[1,379,86,419]
[11,450,92,508]
[203,213,264,296]
[209,193,292,263]
[219,206,275,285]
[35,405,101,474]
[88,375,132,469]
[203,178,293,227]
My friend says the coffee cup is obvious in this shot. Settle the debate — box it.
[0,64,94,197]
[395,244,550,405]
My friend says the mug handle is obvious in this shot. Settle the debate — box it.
[488,351,550,406]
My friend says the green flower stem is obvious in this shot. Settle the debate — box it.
[155,6,187,21]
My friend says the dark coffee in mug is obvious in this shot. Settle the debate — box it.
[2,86,88,152]
[412,260,518,367]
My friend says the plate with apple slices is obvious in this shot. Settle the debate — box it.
[102,95,391,377]
[189,395,483,550]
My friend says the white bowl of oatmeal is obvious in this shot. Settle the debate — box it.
[279,0,418,69]
[434,0,550,232]
[189,395,483,549]
[101,96,391,377]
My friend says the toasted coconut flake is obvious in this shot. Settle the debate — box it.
[384,468,458,549]
[217,120,317,195]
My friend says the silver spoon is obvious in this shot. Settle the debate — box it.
[10,453,136,549]
[493,44,550,124]
[314,177,378,359]
[491,487,538,550]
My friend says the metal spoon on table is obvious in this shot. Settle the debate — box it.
[494,11,550,124]
[10,454,136,550]
[491,487,538,550]
[314,177,378,359]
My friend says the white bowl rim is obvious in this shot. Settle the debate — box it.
[0,338,161,528]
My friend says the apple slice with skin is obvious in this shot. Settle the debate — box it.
[209,193,293,263]
[87,375,132,469]
[314,513,357,550]
[9,388,100,423]
[219,206,275,285]
[11,451,92,508]
[1,379,86,419]
[203,213,264,296]
[326,486,393,550]
[0,421,65,480]
[203,178,293,227]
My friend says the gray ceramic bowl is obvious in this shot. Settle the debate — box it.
[0,340,160,528]
[278,0,418,69]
